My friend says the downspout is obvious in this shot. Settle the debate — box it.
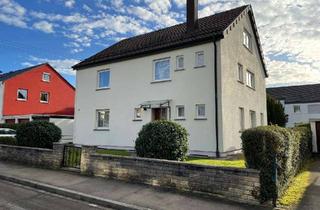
[213,40,220,158]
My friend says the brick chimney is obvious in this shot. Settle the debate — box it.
[187,0,199,31]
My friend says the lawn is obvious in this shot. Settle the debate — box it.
[97,149,131,156]
[185,156,246,168]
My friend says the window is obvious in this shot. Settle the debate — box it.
[196,104,206,119]
[154,58,170,81]
[243,30,252,50]
[98,70,110,89]
[176,55,184,70]
[40,92,49,103]
[176,105,185,119]
[17,89,28,101]
[246,71,255,89]
[237,63,244,83]
[195,51,205,67]
[239,107,245,131]
[308,104,320,114]
[42,73,51,82]
[260,113,264,125]
[294,105,301,113]
[250,110,256,128]
[96,109,110,129]
[134,108,142,120]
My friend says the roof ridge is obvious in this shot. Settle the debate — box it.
[268,83,320,89]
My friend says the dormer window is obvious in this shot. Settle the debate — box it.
[243,29,252,51]
[42,73,51,82]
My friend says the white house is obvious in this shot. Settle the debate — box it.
[73,1,268,157]
[267,84,320,153]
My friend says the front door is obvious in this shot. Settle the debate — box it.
[152,108,167,121]
[316,122,320,153]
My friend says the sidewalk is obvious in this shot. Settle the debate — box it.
[0,161,269,210]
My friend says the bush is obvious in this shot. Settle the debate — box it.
[241,125,312,203]
[135,120,188,161]
[0,137,17,145]
[267,95,287,127]
[0,123,21,131]
[16,121,61,149]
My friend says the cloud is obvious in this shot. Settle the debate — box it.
[0,0,27,28]
[22,56,79,75]
[64,0,75,8]
[33,21,54,33]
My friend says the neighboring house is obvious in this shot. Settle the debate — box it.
[267,84,320,153]
[0,63,75,141]
[73,2,268,157]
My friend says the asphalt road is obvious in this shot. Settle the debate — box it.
[0,180,112,210]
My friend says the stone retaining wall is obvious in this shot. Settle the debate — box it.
[0,143,64,169]
[81,146,261,204]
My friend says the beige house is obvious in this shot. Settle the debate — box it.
[73,1,268,157]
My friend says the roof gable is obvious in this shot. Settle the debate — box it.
[73,5,249,70]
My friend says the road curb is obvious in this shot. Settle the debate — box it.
[0,174,151,210]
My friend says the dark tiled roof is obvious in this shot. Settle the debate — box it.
[73,5,249,69]
[0,63,47,82]
[267,84,320,104]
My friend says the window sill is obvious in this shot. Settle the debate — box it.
[40,101,49,104]
[194,117,207,120]
[96,87,110,91]
[237,80,244,84]
[175,68,185,72]
[194,65,206,69]
[174,118,186,121]
[94,128,110,131]
[151,79,171,84]
[243,44,253,54]
[133,119,142,122]
[246,85,256,91]
[42,80,50,83]
[17,99,27,102]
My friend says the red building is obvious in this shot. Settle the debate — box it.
[0,63,75,123]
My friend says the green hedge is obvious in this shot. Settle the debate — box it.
[241,125,312,203]
[135,120,188,161]
[0,137,17,145]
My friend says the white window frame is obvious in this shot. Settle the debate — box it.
[42,72,51,82]
[153,58,171,82]
[175,105,185,120]
[195,51,205,68]
[239,107,245,132]
[243,29,252,51]
[195,104,206,119]
[294,105,301,113]
[176,55,184,70]
[40,91,49,103]
[134,108,142,121]
[250,110,256,128]
[95,109,110,129]
[237,63,244,83]
[17,89,28,101]
[246,70,255,89]
[97,69,111,89]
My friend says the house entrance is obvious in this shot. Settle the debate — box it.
[316,122,320,153]
[152,108,168,121]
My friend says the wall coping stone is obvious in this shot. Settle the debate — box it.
[0,144,53,152]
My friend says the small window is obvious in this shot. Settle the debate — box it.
[238,63,244,83]
[195,51,205,67]
[176,105,185,119]
[196,104,206,119]
[250,110,256,128]
[246,71,255,89]
[96,109,110,129]
[17,89,28,101]
[239,107,245,131]
[42,73,51,82]
[176,55,184,70]
[98,70,110,89]
[243,30,252,50]
[154,58,170,81]
[260,113,264,126]
[294,105,301,113]
[134,108,142,120]
[40,92,49,103]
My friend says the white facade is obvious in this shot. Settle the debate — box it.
[49,118,74,143]
[74,9,267,156]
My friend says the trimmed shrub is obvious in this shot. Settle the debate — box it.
[241,125,312,202]
[16,121,61,149]
[0,137,17,145]
[135,120,188,161]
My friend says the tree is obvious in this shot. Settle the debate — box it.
[267,95,287,127]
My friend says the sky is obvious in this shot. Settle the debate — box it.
[0,0,319,87]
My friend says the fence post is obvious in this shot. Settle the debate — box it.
[52,142,65,169]
[80,145,97,175]
[272,154,278,207]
